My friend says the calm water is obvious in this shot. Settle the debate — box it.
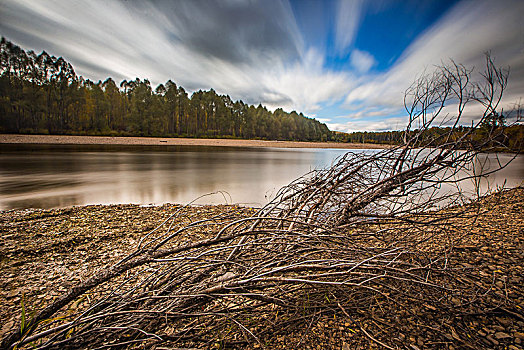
[0,144,522,210]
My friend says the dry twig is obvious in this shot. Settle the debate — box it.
[1,55,521,350]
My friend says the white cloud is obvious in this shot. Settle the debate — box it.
[327,116,408,133]
[344,0,524,125]
[338,106,399,120]
[325,105,404,132]
[1,0,522,133]
[349,49,376,73]
[0,0,356,117]
[335,0,364,55]
[261,49,355,113]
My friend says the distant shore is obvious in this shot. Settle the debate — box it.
[0,134,388,149]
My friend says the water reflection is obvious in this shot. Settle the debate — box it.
[0,144,350,209]
[0,144,521,210]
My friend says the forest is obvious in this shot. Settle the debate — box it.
[334,122,523,152]
[1,37,521,150]
[0,38,331,141]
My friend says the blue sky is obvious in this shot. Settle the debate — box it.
[1,0,523,132]
[291,0,457,72]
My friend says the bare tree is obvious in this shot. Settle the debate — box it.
[1,55,520,349]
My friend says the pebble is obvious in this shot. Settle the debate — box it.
[6,290,18,298]
[493,331,511,340]
[3,320,14,330]
[496,317,511,326]
[1,190,523,349]
[486,335,499,345]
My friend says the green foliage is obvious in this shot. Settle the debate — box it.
[20,296,26,335]
[0,38,332,142]
[333,130,404,144]
[19,294,36,340]
[334,123,524,153]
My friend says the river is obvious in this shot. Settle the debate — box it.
[0,144,522,210]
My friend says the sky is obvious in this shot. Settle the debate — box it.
[0,0,523,132]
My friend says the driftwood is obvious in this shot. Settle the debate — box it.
[1,55,521,349]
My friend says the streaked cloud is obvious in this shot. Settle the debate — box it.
[0,0,356,116]
[343,0,524,129]
[335,0,364,55]
[0,0,522,132]
[349,49,376,73]
[327,116,408,133]
[261,49,355,113]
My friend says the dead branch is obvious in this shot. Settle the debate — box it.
[1,54,520,350]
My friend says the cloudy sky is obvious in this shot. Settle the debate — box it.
[1,0,523,132]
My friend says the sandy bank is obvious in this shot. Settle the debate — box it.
[0,134,388,149]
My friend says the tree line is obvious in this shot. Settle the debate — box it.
[0,38,332,141]
[334,122,523,152]
[1,37,521,150]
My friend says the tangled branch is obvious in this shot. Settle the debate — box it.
[2,55,521,349]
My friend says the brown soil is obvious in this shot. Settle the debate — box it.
[0,134,388,149]
[0,189,523,349]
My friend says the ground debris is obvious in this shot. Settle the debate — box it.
[1,189,523,349]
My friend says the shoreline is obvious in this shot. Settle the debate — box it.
[1,189,523,348]
[0,134,388,149]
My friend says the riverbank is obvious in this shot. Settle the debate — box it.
[1,188,523,348]
[0,134,388,149]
